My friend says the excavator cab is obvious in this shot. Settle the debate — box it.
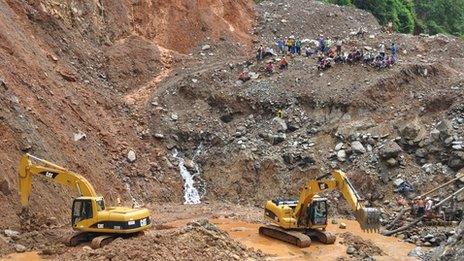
[309,198,328,226]
[71,197,105,227]
[72,198,94,226]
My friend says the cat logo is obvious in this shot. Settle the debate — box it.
[40,171,58,179]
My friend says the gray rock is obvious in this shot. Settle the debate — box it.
[4,229,20,239]
[436,120,452,140]
[445,137,454,145]
[351,141,366,154]
[14,244,26,253]
[337,150,347,161]
[171,113,178,121]
[379,141,403,159]
[154,133,165,139]
[452,145,463,150]
[408,247,425,258]
[386,158,398,167]
[415,148,427,158]
[273,117,287,132]
[127,150,136,162]
[272,133,286,145]
[393,178,405,187]
[184,158,195,170]
[335,142,344,151]
[400,122,422,140]
[346,246,356,255]
[73,130,86,142]
[201,44,211,51]
[430,128,440,140]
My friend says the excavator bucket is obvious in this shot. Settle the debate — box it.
[356,207,381,232]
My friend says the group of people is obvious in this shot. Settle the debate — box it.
[314,36,399,71]
[245,31,400,82]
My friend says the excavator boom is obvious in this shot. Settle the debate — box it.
[19,154,97,207]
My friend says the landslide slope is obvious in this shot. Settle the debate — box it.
[0,0,254,235]
[149,0,464,208]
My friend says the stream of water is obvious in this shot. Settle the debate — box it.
[172,143,204,204]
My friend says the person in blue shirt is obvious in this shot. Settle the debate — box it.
[277,39,285,54]
[391,43,398,60]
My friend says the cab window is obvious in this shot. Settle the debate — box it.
[310,200,328,225]
[72,199,93,225]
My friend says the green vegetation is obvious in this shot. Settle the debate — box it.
[322,0,464,37]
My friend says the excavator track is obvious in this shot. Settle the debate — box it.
[91,235,116,249]
[65,232,92,247]
[303,229,336,244]
[259,225,311,248]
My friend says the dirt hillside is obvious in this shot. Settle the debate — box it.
[0,0,253,229]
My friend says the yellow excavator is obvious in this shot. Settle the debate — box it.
[18,154,152,248]
[259,170,381,247]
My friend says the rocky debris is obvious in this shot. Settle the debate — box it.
[408,247,426,259]
[65,219,266,261]
[429,221,464,260]
[127,150,137,163]
[339,222,347,229]
[339,232,384,258]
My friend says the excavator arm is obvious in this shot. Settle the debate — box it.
[19,154,97,207]
[293,170,380,231]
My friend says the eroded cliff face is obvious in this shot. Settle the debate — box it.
[0,0,254,230]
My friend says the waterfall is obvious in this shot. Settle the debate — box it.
[172,143,204,204]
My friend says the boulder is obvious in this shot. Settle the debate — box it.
[73,130,87,142]
[379,141,403,159]
[4,229,20,239]
[400,121,422,140]
[127,150,136,162]
[184,158,195,171]
[339,222,347,229]
[335,142,344,151]
[386,158,398,167]
[346,246,356,255]
[337,150,347,162]
[201,44,211,51]
[14,244,26,253]
[351,141,366,154]
[448,151,464,170]
[0,179,12,196]
[430,128,440,141]
[436,120,452,140]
